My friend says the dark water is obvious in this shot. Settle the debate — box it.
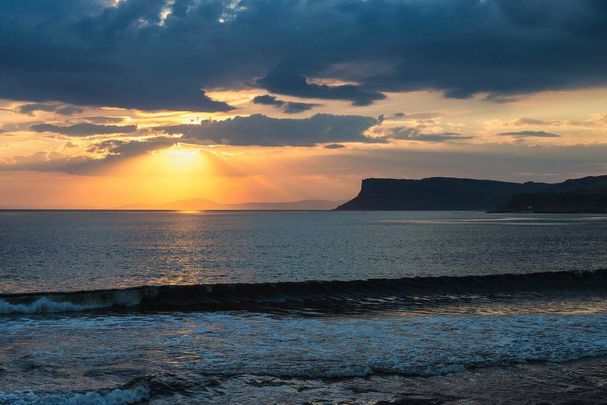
[2,211,607,404]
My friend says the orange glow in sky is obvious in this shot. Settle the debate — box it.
[3,87,607,209]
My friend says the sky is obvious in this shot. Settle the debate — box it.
[2,0,607,208]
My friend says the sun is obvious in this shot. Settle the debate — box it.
[156,145,201,167]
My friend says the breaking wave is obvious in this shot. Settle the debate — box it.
[0,289,142,314]
[0,378,150,405]
[1,269,607,315]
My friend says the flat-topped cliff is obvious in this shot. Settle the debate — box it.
[336,176,607,212]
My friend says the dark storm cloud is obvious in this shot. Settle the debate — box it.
[55,106,84,116]
[256,69,385,106]
[252,95,284,107]
[499,130,561,138]
[283,102,319,114]
[252,95,319,114]
[157,114,380,146]
[2,0,607,111]
[31,123,138,136]
[16,103,84,116]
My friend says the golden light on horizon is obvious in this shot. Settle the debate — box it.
[155,145,202,168]
[4,85,607,209]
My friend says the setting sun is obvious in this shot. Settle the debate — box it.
[155,145,202,167]
[3,1,607,403]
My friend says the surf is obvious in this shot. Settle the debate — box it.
[2,269,606,315]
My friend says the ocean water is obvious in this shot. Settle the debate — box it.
[2,211,607,404]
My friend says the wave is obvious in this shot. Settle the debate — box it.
[2,269,607,315]
[0,378,150,405]
[0,289,142,314]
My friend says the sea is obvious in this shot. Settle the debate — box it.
[2,210,607,404]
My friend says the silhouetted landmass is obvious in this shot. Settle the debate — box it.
[494,192,607,213]
[337,176,607,212]
[495,175,607,213]
[336,177,547,211]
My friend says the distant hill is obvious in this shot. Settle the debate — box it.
[493,192,607,213]
[119,199,340,211]
[336,176,607,212]
[493,175,607,213]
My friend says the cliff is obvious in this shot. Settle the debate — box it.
[493,192,607,213]
[336,175,607,212]
[493,175,607,213]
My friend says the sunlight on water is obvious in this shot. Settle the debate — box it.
[2,211,607,403]
[2,211,607,293]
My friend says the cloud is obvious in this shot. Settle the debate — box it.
[483,94,519,104]
[386,127,472,142]
[4,1,606,110]
[510,115,607,129]
[0,137,176,174]
[301,143,607,183]
[256,69,385,106]
[30,123,138,136]
[499,130,560,138]
[80,116,125,124]
[283,101,319,114]
[324,143,346,149]
[87,137,175,158]
[5,139,607,184]
[157,113,380,147]
[16,103,84,116]
[513,118,551,126]
[252,95,283,107]
[252,95,319,114]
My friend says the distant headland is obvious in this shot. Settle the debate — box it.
[336,176,607,213]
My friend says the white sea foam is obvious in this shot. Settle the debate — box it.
[4,310,607,403]
[0,297,103,314]
[0,291,141,314]
[0,383,149,405]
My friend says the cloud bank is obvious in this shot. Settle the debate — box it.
[157,113,380,146]
[387,127,473,143]
[31,123,138,136]
[1,0,607,110]
[17,103,84,116]
[252,95,319,114]
[499,130,561,138]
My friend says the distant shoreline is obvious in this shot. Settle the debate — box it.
[0,208,336,212]
[337,175,607,213]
